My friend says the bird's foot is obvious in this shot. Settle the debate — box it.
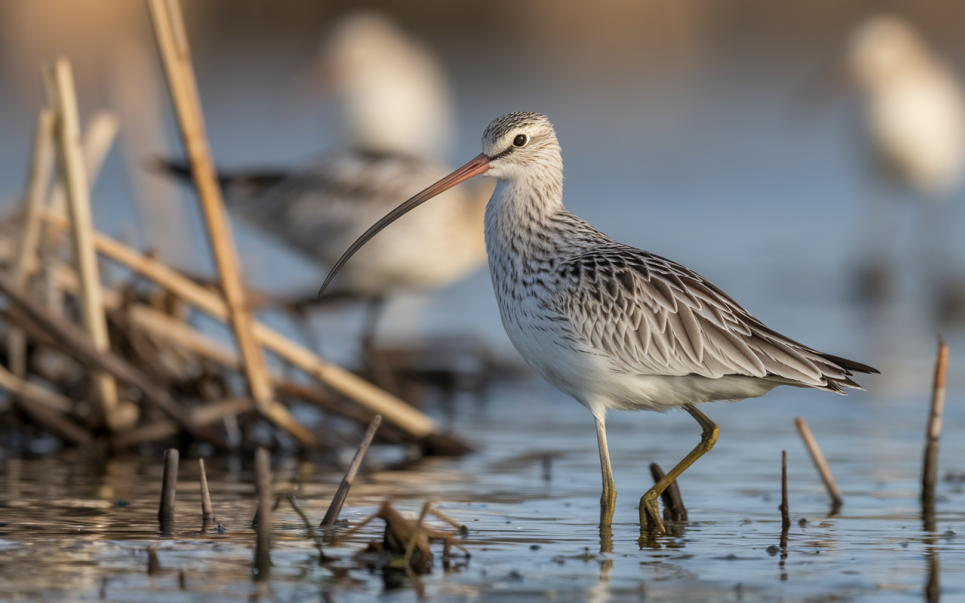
[639,491,666,534]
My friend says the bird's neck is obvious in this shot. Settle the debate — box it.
[484,169,570,268]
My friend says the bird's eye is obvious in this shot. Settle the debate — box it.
[513,134,528,147]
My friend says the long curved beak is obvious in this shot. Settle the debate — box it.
[318,153,490,296]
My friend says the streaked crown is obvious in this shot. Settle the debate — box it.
[482,112,562,180]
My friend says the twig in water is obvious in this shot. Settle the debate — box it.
[780,450,790,530]
[254,447,271,580]
[922,337,948,512]
[199,459,215,525]
[320,415,382,527]
[159,449,179,534]
[794,416,843,513]
[649,462,688,522]
[284,494,332,561]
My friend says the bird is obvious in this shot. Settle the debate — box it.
[159,13,488,384]
[848,14,965,197]
[158,151,489,361]
[319,112,879,534]
[846,15,965,312]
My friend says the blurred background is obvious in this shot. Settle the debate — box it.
[2,0,965,398]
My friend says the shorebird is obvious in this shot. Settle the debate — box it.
[161,13,487,375]
[848,15,965,197]
[319,112,879,533]
[846,15,965,310]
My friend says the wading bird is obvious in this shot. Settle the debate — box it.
[319,112,878,533]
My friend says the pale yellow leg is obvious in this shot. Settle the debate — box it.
[639,404,719,534]
[595,418,617,528]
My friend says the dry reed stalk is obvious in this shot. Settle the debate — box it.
[10,392,92,446]
[320,415,382,527]
[794,416,843,510]
[780,450,790,529]
[0,361,72,413]
[111,398,256,449]
[146,0,315,449]
[199,459,215,524]
[40,112,119,314]
[159,448,179,533]
[0,271,228,449]
[254,447,272,579]
[922,337,949,508]
[34,222,440,438]
[7,109,56,378]
[44,59,119,430]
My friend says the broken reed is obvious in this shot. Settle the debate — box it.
[254,447,272,580]
[321,415,382,527]
[159,448,179,534]
[794,416,843,511]
[922,337,948,509]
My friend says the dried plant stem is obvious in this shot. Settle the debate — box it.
[35,220,438,438]
[159,448,179,533]
[922,338,948,508]
[0,361,72,414]
[254,447,272,580]
[8,109,56,378]
[794,416,843,510]
[199,459,215,524]
[147,0,315,449]
[0,271,227,449]
[44,59,119,430]
[320,415,382,527]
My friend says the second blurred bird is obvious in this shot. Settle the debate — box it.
[160,12,491,385]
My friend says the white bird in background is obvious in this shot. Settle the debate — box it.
[162,12,489,383]
[846,15,965,313]
[322,11,457,159]
[320,112,878,534]
[848,14,965,196]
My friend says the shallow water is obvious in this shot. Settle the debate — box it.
[2,376,964,602]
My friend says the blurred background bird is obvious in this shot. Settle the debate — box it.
[160,12,491,390]
[845,14,965,315]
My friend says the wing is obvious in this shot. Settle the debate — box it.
[218,149,452,259]
[551,244,877,391]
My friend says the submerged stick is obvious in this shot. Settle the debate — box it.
[794,416,843,512]
[44,59,120,430]
[649,462,688,522]
[254,447,272,580]
[159,448,179,533]
[780,450,790,529]
[922,338,949,509]
[320,415,382,527]
[199,459,215,524]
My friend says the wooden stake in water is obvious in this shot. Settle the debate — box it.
[922,338,949,509]
[320,415,382,527]
[199,459,215,524]
[648,463,688,522]
[254,447,271,580]
[794,416,843,512]
[159,448,179,533]
[780,450,790,530]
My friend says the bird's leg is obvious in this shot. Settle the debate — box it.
[360,296,400,395]
[595,417,617,529]
[639,404,719,534]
